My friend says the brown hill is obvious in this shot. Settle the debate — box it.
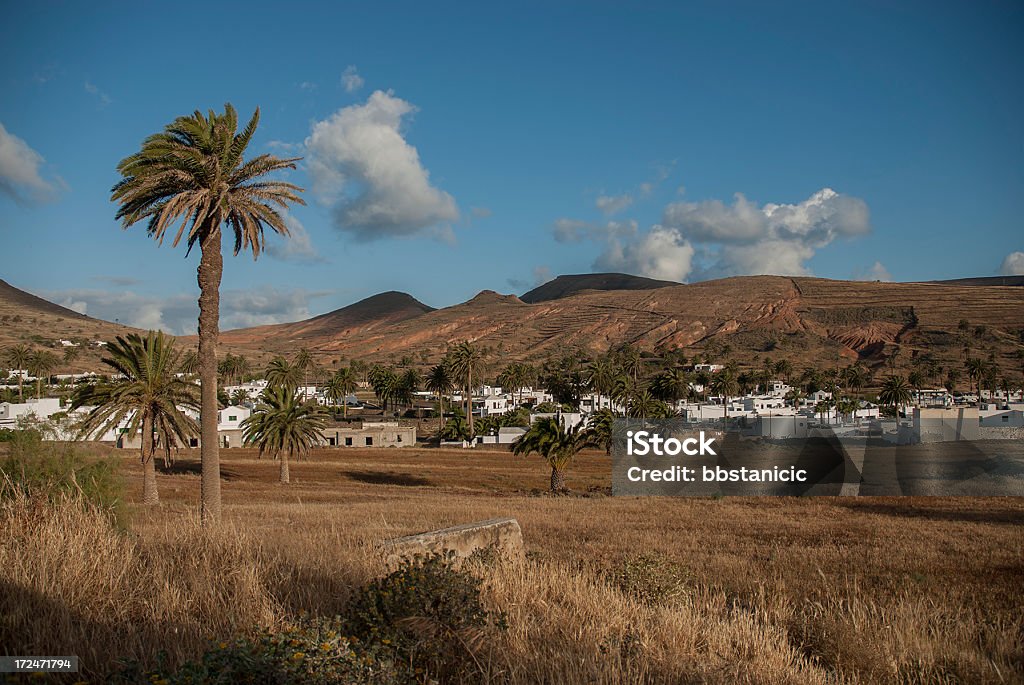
[4,275,1023,378]
[521,272,679,303]
[217,275,1024,373]
[218,291,434,347]
[0,278,138,371]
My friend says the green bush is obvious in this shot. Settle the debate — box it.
[114,616,411,685]
[117,556,504,684]
[0,430,126,528]
[606,553,690,606]
[345,554,504,681]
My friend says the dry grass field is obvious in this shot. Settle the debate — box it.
[4,444,1024,683]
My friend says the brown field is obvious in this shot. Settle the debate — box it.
[4,445,1024,683]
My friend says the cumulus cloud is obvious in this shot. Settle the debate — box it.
[305,90,459,241]
[663,188,869,246]
[265,213,326,264]
[555,187,870,282]
[853,261,893,282]
[341,65,364,93]
[0,122,64,204]
[999,251,1024,276]
[595,193,633,216]
[594,225,694,282]
[661,187,870,278]
[46,286,329,335]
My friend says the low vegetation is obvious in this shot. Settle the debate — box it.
[2,445,1022,683]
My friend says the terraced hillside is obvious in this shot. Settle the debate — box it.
[216,276,1024,372]
[4,274,1022,376]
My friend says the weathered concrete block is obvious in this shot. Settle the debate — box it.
[381,517,524,567]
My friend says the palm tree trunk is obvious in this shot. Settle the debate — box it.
[17,376,23,402]
[280,449,290,484]
[141,416,159,505]
[438,394,445,443]
[467,368,474,439]
[550,465,565,493]
[197,229,223,524]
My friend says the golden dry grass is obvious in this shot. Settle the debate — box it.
[3,444,1023,683]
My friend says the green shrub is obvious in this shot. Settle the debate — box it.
[606,553,690,606]
[345,554,505,681]
[114,615,412,685]
[0,430,126,528]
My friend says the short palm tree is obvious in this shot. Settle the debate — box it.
[425,364,455,441]
[4,344,32,401]
[242,385,326,484]
[112,103,305,523]
[879,375,913,422]
[325,367,357,417]
[71,331,199,505]
[710,369,739,426]
[27,350,58,400]
[512,416,596,492]
[587,408,614,455]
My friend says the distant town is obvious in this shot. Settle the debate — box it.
[4,341,1022,451]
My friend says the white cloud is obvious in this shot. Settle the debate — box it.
[853,261,893,282]
[299,81,318,91]
[596,193,633,216]
[305,90,459,241]
[661,187,870,277]
[84,81,111,107]
[0,122,64,205]
[594,225,693,282]
[555,187,871,282]
[341,65,364,93]
[46,286,329,335]
[999,251,1024,276]
[266,213,326,264]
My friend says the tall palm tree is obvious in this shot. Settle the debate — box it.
[586,355,617,412]
[710,369,739,427]
[449,341,485,438]
[71,332,199,505]
[425,364,455,440]
[241,385,325,484]
[512,416,595,492]
[325,367,357,417]
[497,362,531,408]
[965,357,987,398]
[879,375,913,422]
[112,103,305,523]
[4,344,32,401]
[27,350,58,399]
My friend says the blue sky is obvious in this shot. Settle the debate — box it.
[1,1,1022,333]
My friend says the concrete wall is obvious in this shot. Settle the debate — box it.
[912,407,980,443]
